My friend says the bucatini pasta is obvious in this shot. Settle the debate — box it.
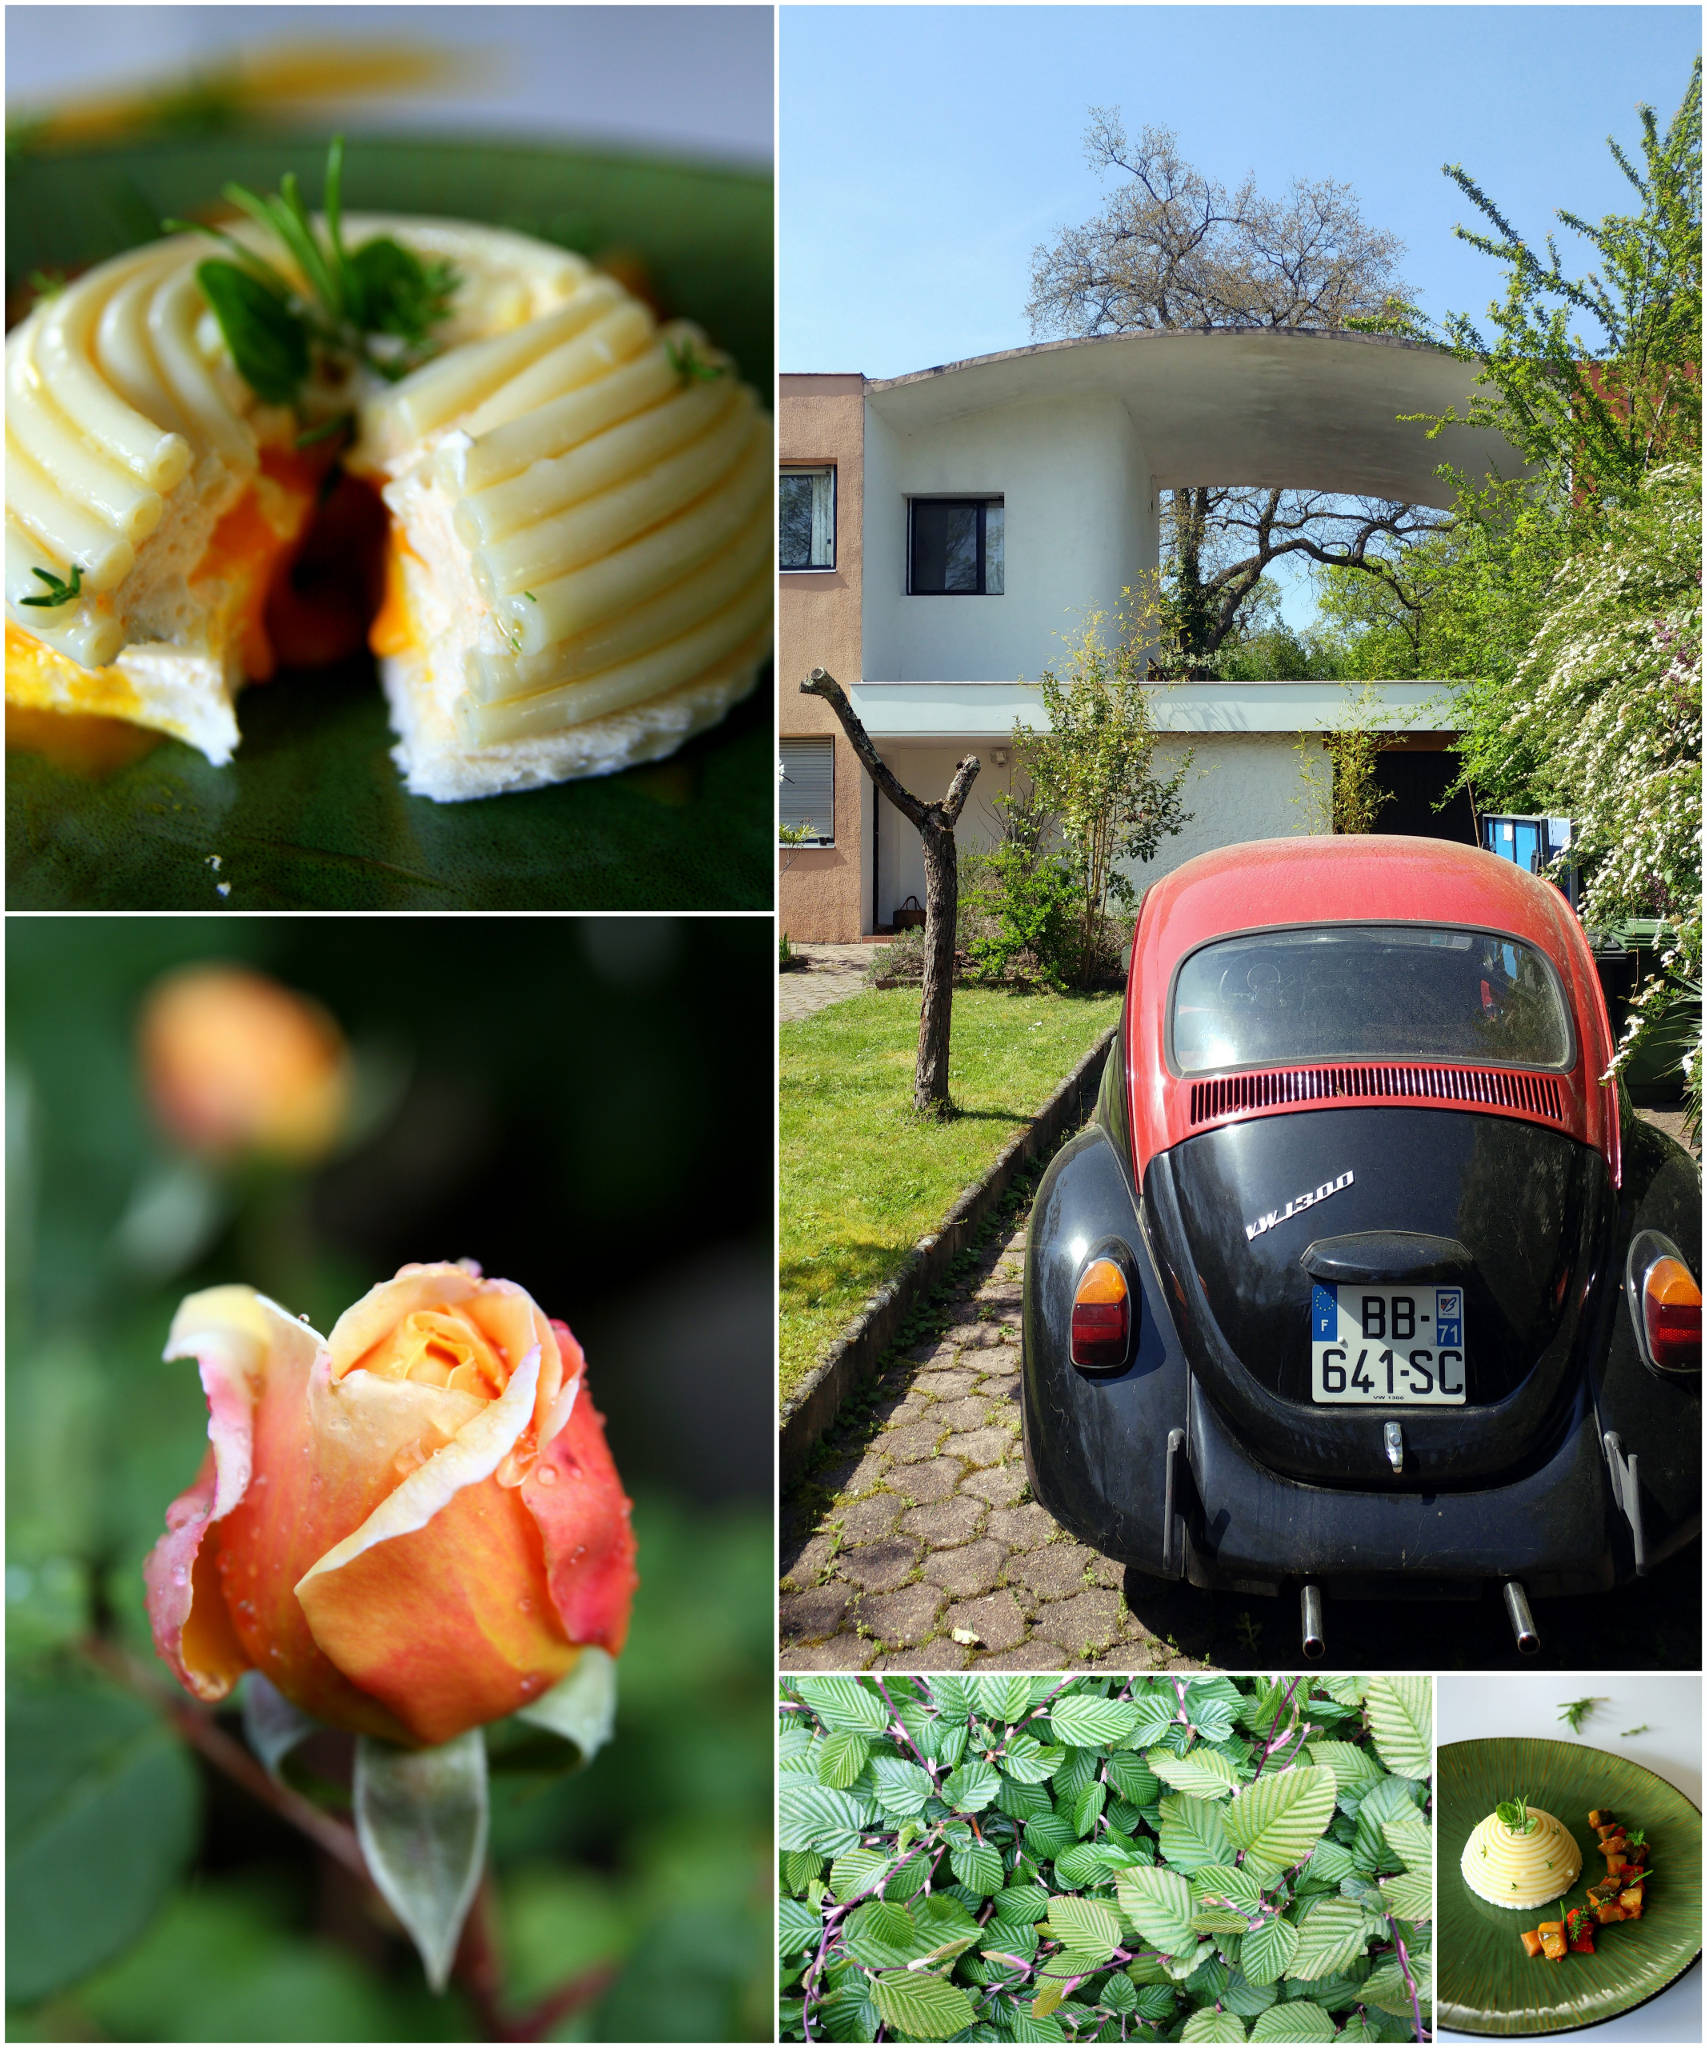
[5,174,770,800]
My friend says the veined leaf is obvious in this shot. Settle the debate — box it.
[1356,1775,1423,1827]
[780,1779,873,1855]
[1362,1677,1431,1781]
[1106,1752,1161,1806]
[353,1728,486,1993]
[1000,1734,1058,1784]
[1192,1864,1265,1911]
[1159,1791,1233,1871]
[1304,1739,1385,1800]
[1221,1966,1281,2018]
[818,1730,872,1789]
[943,1760,1000,1812]
[1114,1863,1197,1955]
[820,1981,883,2042]
[1183,2012,1248,2043]
[1250,2000,1338,2041]
[1101,1972,1138,2013]
[1031,1947,1103,2018]
[794,1677,891,1734]
[781,1849,823,1893]
[1010,2006,1068,2041]
[871,1755,935,1817]
[1237,1914,1299,1985]
[872,1969,975,2041]
[844,1899,931,1970]
[1300,1838,1356,1883]
[779,1896,821,1957]
[830,1846,894,1899]
[1380,1812,1432,1875]
[994,1884,1052,1926]
[1024,1812,1075,1860]
[1047,1695,1141,1747]
[1379,1867,1433,1922]
[1128,1686,1183,1745]
[1285,1897,1376,1982]
[1053,1842,1117,1888]
[1147,1746,1241,1800]
[1222,1767,1336,1877]
[1074,1779,1106,1838]
[1361,1956,1425,2016]
[1044,1895,1122,1961]
[950,1840,1004,1895]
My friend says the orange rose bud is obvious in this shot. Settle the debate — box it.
[145,1263,637,1747]
[139,964,349,1164]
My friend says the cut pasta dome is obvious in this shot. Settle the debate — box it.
[5,214,771,799]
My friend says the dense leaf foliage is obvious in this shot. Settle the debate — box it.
[780,1675,1433,2044]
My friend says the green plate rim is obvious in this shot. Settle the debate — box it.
[1437,1735,1702,2039]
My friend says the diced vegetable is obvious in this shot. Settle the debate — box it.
[1520,1929,1544,1959]
[1539,1924,1567,1961]
[1589,1809,1615,1830]
[1595,1899,1626,1924]
[1618,1884,1645,1919]
[1605,1851,1628,1878]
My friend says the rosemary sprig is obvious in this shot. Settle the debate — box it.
[1558,1696,1605,1734]
[168,136,458,409]
[1621,1724,1651,1737]
[19,563,83,608]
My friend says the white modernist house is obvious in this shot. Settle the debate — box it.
[779,329,1518,942]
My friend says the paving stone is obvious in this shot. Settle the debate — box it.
[940,1590,1027,1653]
[839,1538,921,1593]
[879,1394,936,1426]
[780,1533,840,1590]
[979,1344,1022,1374]
[952,1323,1009,1350]
[962,1464,1028,1509]
[920,1539,1007,1599]
[972,1641,1073,1670]
[887,1458,965,1504]
[980,1280,1023,1305]
[1035,1589,1131,1657]
[986,1502,1059,1549]
[1005,1544,1099,1601]
[834,1493,904,1544]
[780,1632,873,1669]
[1086,1552,1125,1589]
[817,1446,890,1498]
[780,1585,852,1643]
[879,1421,946,1462]
[899,1495,987,1546]
[941,1426,1013,1468]
[979,1374,1022,1408]
[912,1368,981,1401]
[907,1340,963,1370]
[876,1638,969,1671]
[932,1396,997,1434]
[857,1583,946,1649]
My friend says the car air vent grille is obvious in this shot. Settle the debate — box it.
[1189,1065,1567,1126]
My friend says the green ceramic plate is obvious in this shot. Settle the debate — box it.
[6,132,773,909]
[1438,1737,1701,2036]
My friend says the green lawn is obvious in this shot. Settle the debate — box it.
[779,986,1121,1399]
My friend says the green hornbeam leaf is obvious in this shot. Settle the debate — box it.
[997,1777,1052,1822]
[950,1840,1004,1895]
[1129,1686,1183,1745]
[1074,1780,1106,1837]
[818,1730,872,1790]
[1183,2012,1249,2043]
[1223,1767,1337,1876]
[830,1845,894,1899]
[943,1760,1000,1812]
[1134,1980,1181,2016]
[1031,1947,1103,2018]
[1024,1811,1075,1860]
[1000,1733,1059,1784]
[1251,2001,1338,2042]
[821,1981,883,2042]
[779,1896,821,1957]
[1360,1957,1424,2016]
[1044,1895,1122,1961]
[1362,1677,1431,1781]
[1047,1694,1141,1747]
[780,1779,873,1855]
[513,1645,617,1767]
[872,1968,976,2041]
[1102,1972,1138,2013]
[1381,1813,1432,1875]
[1305,1740,1385,1801]
[781,1849,823,1892]
[1300,1839,1356,1884]
[1106,1752,1161,1805]
[1052,1746,1098,1802]
[779,1726,816,1772]
[1115,1863,1198,1955]
[994,1884,1052,1925]
[1147,1746,1241,1800]
[1222,1968,1281,2019]
[844,1899,932,1970]
[1053,1842,1116,1888]
[353,1728,486,1992]
[915,1892,981,1945]
[793,1677,891,1733]
[1010,2008,1068,2042]
[1379,1867,1433,1922]
[1285,1897,1377,1983]
[1317,1677,1368,1708]
[1160,1792,1233,1870]
[1237,1914,1300,1986]
[871,1756,935,1817]
[1355,1775,1422,1826]
[1193,1864,1265,1909]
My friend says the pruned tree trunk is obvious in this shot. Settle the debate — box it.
[801,668,979,1118]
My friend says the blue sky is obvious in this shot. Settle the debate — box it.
[780,6,1699,620]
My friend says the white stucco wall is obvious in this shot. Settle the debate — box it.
[861,391,1157,686]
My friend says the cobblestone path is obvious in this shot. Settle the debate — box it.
[778,1200,1211,1676]
[778,943,885,1024]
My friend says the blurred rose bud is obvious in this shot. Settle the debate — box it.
[145,1262,637,1746]
[139,964,350,1164]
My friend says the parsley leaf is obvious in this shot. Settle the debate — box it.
[1558,1697,1605,1734]
[19,563,84,608]
[195,259,311,405]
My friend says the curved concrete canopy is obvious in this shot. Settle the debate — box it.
[865,329,1523,509]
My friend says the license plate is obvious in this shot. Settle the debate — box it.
[1310,1284,1467,1405]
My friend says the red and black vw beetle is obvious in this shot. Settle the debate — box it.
[1022,836,1701,1657]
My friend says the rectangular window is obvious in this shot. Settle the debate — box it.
[780,737,835,844]
[908,497,1004,594]
[780,466,835,570]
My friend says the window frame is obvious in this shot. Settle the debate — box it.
[779,735,836,847]
[780,464,837,572]
[906,494,1004,596]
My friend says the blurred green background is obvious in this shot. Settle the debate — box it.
[6,915,774,2041]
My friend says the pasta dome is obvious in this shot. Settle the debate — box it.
[5,214,770,799]
[1459,1805,1583,1910]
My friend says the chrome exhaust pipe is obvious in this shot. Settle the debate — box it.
[1502,1579,1540,1655]
[1300,1583,1325,1660]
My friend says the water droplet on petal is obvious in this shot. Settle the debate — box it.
[166,1501,197,1531]
[237,1599,255,1619]
[535,1464,558,1487]
[517,1597,534,1614]
[171,1564,189,1586]
[254,1472,269,1488]
[569,1543,587,1563]
[517,1672,543,1695]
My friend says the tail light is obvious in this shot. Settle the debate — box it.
[1642,1255,1701,1373]
[1071,1257,1131,1369]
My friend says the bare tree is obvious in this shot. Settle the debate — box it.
[801,668,978,1118]
[1029,114,1444,659]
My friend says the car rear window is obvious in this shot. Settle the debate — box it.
[1170,924,1574,1074]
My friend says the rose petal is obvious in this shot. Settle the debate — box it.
[144,1454,249,1701]
[327,1264,484,1379]
[165,1283,311,1519]
[522,1375,637,1657]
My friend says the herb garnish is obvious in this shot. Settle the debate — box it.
[1558,1697,1605,1734]
[168,136,458,410]
[1621,1724,1651,1737]
[1495,1792,1535,1833]
[19,563,83,608]
[666,336,727,385]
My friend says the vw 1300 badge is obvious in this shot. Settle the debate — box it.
[1245,1169,1354,1243]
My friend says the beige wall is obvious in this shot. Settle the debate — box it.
[780,373,869,941]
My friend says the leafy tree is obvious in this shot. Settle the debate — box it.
[1014,595,1192,983]
[1028,114,1445,665]
[963,786,1080,988]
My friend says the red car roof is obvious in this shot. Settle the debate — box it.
[1126,836,1621,1179]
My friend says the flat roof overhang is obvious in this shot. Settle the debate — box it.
[865,330,1520,509]
[849,679,1462,739]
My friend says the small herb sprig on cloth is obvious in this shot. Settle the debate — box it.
[168,136,458,409]
[19,563,83,608]
[1558,1697,1606,1734]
